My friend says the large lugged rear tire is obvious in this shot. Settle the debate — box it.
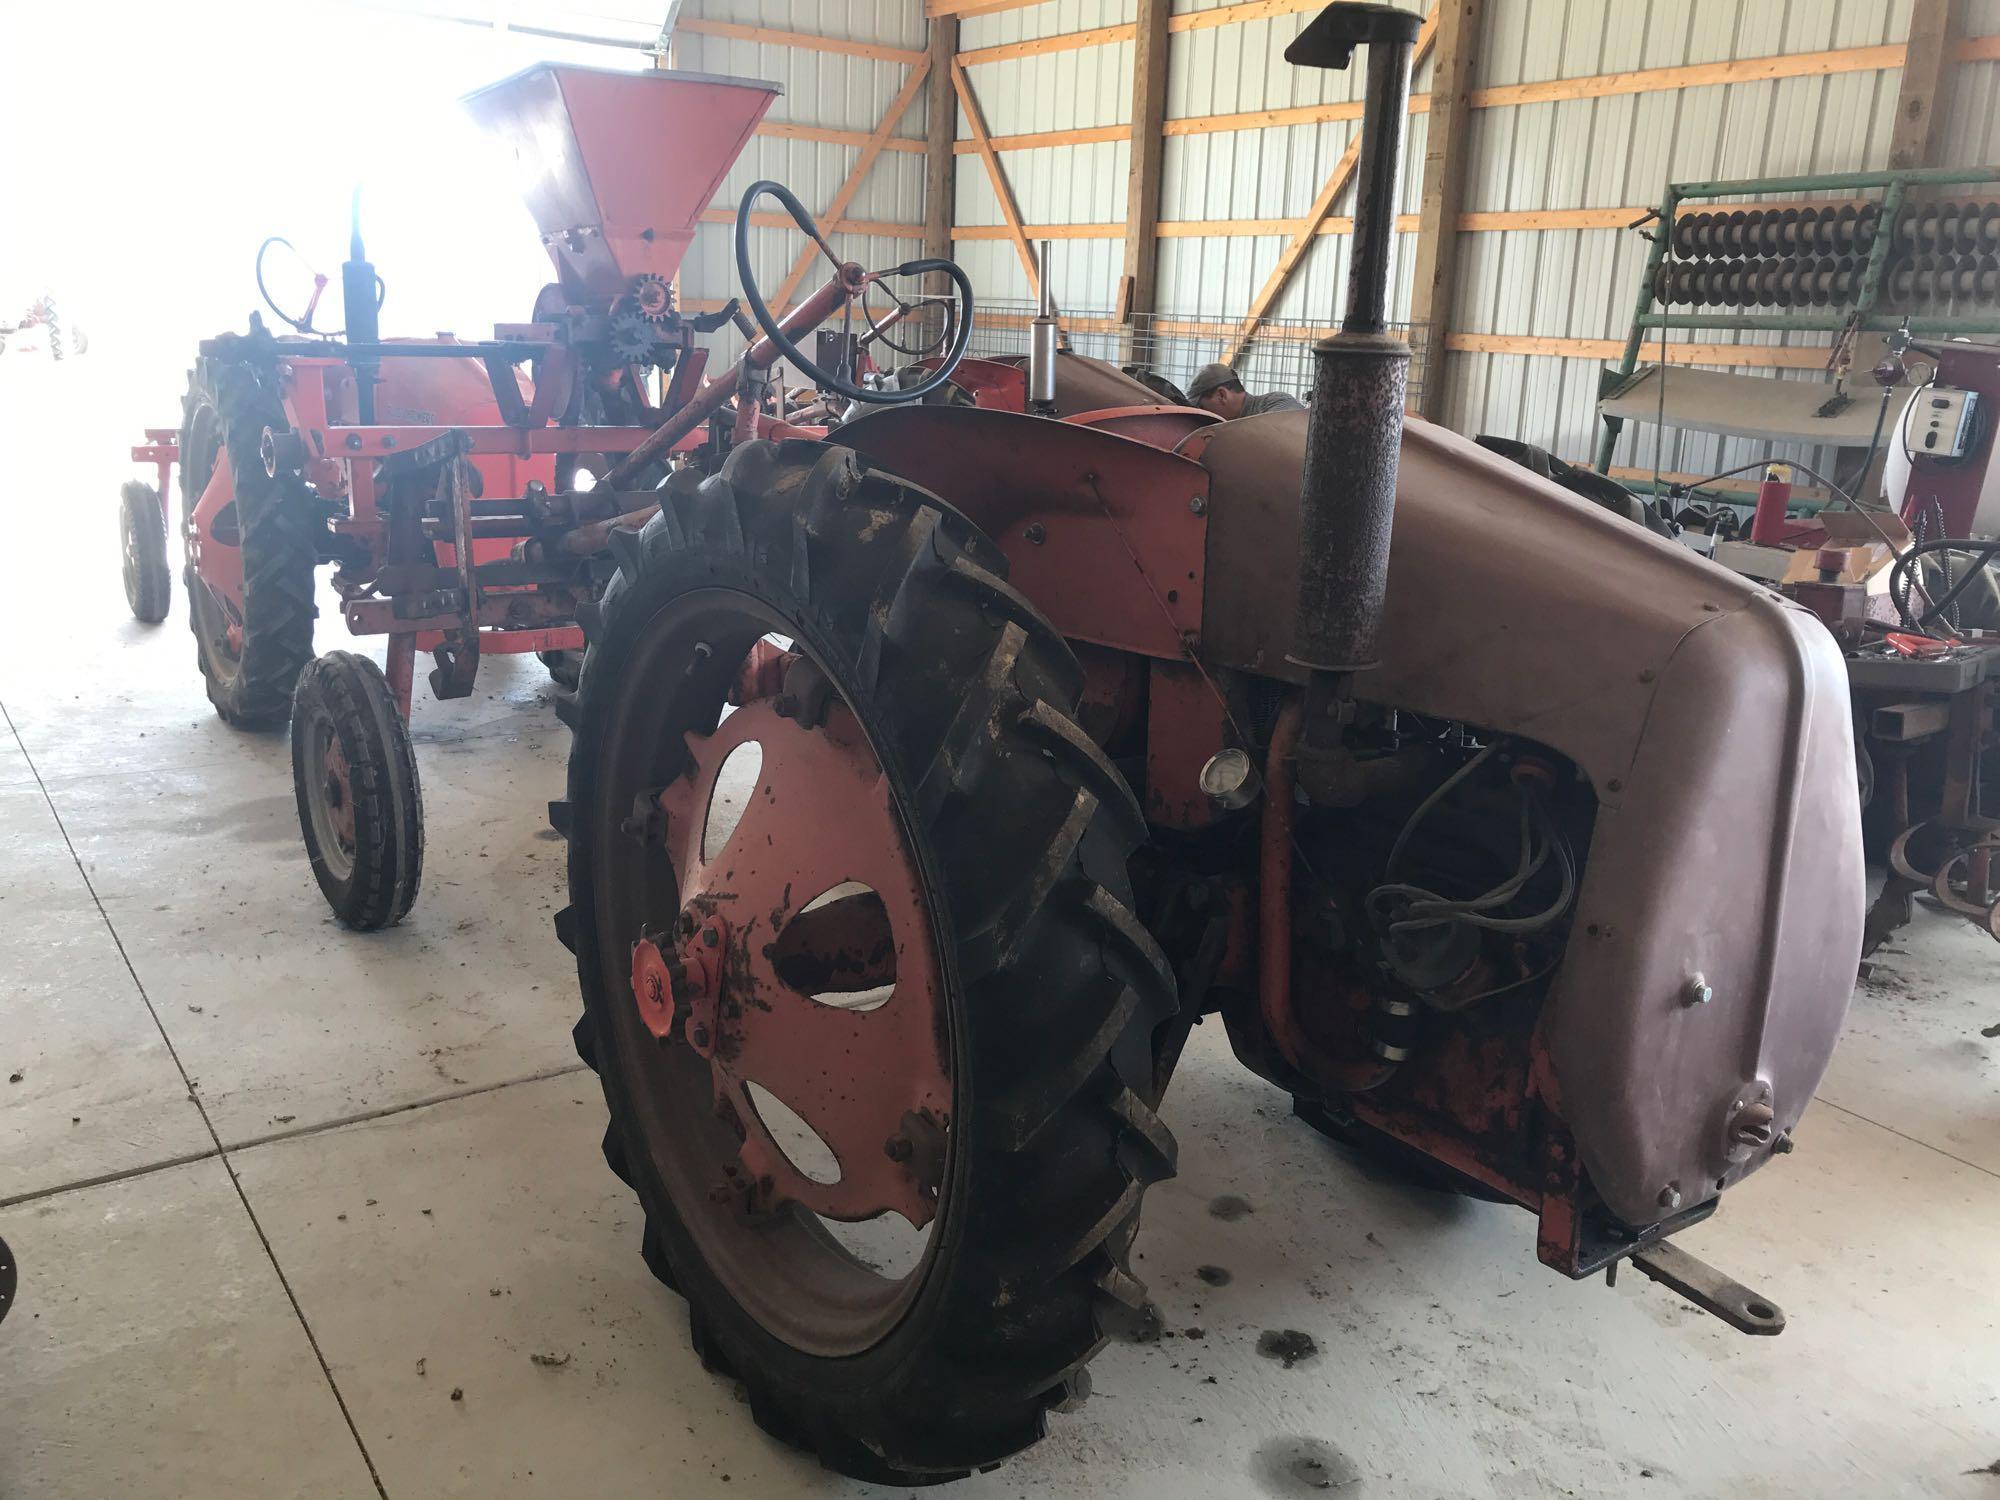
[556,439,1178,1483]
[180,357,317,727]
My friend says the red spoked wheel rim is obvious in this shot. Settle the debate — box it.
[594,593,955,1357]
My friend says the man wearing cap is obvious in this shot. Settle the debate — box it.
[1185,363,1305,420]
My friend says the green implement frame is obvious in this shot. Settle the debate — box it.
[1594,165,2000,473]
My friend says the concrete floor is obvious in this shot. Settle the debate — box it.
[4,356,1999,1499]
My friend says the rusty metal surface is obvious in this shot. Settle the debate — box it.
[1292,334,1409,670]
[1193,410,1863,1227]
[834,405,1209,658]
[1145,661,1228,831]
[652,695,950,1230]
[1630,1241,1787,1335]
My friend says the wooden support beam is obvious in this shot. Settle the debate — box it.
[759,122,926,154]
[925,17,961,299]
[700,209,925,239]
[932,0,1324,24]
[951,201,1909,242]
[959,25,1134,67]
[1890,0,1964,171]
[681,299,1838,374]
[1444,332,1829,370]
[677,18,924,65]
[1168,0,1327,31]
[1124,0,1171,324]
[770,56,934,313]
[951,60,1042,294]
[1407,0,1484,420]
[926,0,1040,15]
[1226,6,1438,363]
[952,124,1129,154]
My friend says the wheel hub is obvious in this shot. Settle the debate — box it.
[320,735,357,854]
[635,685,951,1229]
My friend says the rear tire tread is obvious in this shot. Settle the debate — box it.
[562,440,1178,1483]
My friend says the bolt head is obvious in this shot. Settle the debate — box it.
[1772,1133,1796,1154]
[1189,495,1208,516]
[1658,1185,1683,1210]
[1683,974,1714,1006]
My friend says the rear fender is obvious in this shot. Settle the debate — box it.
[833,406,1209,661]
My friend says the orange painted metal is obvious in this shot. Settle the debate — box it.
[188,449,244,611]
[1063,404,1219,450]
[653,695,951,1229]
[1144,661,1227,830]
[917,354,1028,410]
[463,64,780,301]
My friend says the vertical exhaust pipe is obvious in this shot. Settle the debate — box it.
[1029,239,1059,414]
[343,186,382,424]
[1286,4,1419,678]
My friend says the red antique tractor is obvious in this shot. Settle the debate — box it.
[131,5,1864,1484]
[121,62,970,927]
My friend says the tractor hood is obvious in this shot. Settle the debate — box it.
[1191,409,1863,1228]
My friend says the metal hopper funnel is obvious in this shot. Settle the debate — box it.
[464,63,781,302]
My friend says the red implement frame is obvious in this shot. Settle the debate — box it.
[145,263,885,722]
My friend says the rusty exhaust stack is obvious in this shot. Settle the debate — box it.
[1286,4,1419,678]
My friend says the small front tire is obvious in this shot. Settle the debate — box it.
[120,480,171,624]
[291,651,424,930]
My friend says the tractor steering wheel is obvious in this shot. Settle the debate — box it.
[735,179,974,405]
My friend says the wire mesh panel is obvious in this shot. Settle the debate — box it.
[960,301,1429,411]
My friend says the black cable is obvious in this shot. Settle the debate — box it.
[1886,535,2000,630]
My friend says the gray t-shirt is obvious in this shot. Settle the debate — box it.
[1242,389,1306,416]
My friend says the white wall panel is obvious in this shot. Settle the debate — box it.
[615,0,1987,464]
[671,0,932,369]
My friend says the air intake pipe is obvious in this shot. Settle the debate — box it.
[1286,4,1419,683]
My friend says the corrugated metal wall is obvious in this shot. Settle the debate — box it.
[936,0,1997,478]
[954,1,1135,308]
[1451,0,1909,478]
[500,0,1994,472]
[672,0,934,366]
[1157,0,1431,327]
